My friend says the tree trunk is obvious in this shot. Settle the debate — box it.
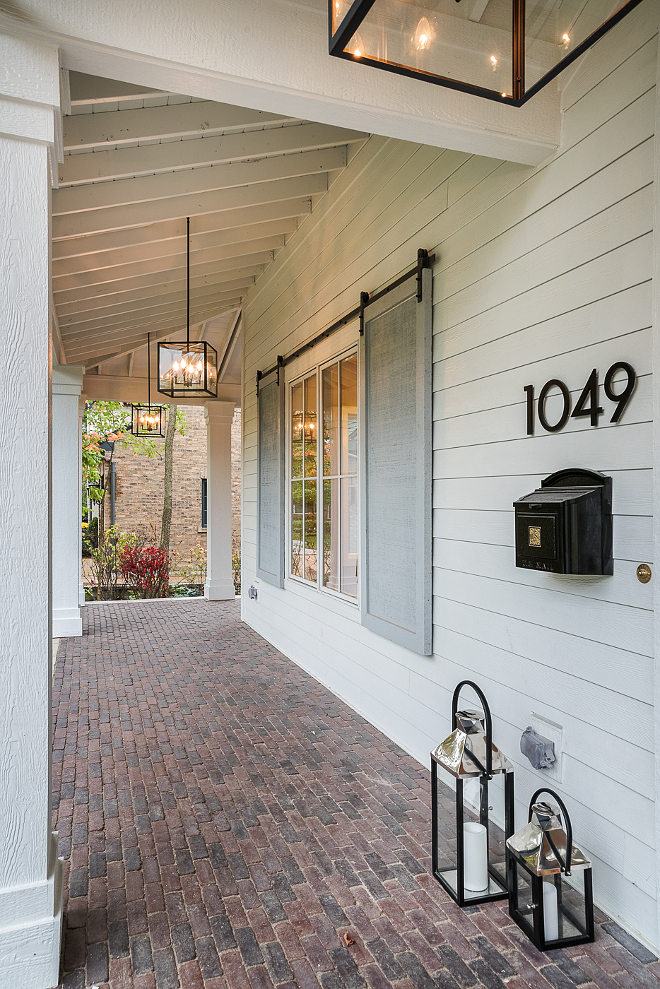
[160,404,177,552]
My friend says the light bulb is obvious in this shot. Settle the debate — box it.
[562,32,570,47]
[414,17,434,51]
[490,55,498,68]
[350,32,364,57]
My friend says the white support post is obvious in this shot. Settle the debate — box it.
[204,402,236,600]
[52,364,84,636]
[0,33,64,989]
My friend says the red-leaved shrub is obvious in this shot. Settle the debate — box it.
[119,545,170,598]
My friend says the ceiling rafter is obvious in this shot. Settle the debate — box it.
[54,74,367,380]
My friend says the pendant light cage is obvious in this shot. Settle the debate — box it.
[157,217,218,399]
[131,333,167,437]
[328,0,644,107]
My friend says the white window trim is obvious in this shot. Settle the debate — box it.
[285,321,360,608]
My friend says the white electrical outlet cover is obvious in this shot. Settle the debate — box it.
[529,712,563,784]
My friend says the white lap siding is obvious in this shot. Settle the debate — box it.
[241,0,657,948]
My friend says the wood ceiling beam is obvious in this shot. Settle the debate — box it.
[52,219,294,277]
[54,243,279,295]
[63,100,293,150]
[59,122,365,185]
[56,264,264,312]
[52,198,310,259]
[53,147,346,216]
[66,303,243,365]
[59,281,253,329]
[52,173,327,239]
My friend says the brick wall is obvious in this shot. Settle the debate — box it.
[110,405,241,564]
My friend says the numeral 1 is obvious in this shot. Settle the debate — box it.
[524,385,534,435]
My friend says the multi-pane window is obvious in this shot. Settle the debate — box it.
[290,351,358,599]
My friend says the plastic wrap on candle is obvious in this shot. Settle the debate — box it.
[463,822,488,891]
[543,880,559,941]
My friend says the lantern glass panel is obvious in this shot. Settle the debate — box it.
[158,341,218,397]
[525,0,621,92]
[510,860,593,948]
[433,765,509,904]
[335,0,513,98]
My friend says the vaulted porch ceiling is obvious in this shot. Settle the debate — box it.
[53,72,368,396]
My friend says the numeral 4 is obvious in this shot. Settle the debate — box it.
[571,369,603,427]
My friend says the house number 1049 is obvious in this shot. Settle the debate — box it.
[524,362,636,435]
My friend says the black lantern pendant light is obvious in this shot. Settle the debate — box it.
[329,0,644,107]
[157,217,218,399]
[131,333,166,437]
[431,680,515,907]
[507,789,594,950]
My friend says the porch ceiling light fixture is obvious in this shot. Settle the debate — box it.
[328,0,644,106]
[158,217,218,399]
[131,333,166,437]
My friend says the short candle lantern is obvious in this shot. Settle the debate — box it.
[431,681,514,907]
[131,404,165,437]
[507,789,594,950]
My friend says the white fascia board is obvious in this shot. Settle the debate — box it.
[0,1,559,165]
[82,372,241,405]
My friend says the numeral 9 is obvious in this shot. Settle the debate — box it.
[604,362,636,423]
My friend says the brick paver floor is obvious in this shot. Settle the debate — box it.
[53,600,659,989]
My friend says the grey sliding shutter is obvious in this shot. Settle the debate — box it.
[359,267,432,655]
[257,376,285,586]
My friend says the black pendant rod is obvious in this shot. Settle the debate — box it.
[147,331,151,407]
[186,216,190,352]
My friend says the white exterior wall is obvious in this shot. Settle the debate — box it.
[242,0,658,950]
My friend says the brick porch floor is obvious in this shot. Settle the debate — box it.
[53,600,659,989]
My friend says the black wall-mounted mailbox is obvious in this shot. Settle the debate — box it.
[513,468,613,575]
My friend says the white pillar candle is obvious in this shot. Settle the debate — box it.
[463,822,489,891]
[543,880,559,942]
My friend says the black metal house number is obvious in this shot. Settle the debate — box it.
[524,362,636,435]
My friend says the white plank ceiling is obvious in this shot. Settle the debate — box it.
[53,72,367,397]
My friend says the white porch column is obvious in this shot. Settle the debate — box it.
[0,33,64,989]
[204,402,236,600]
[52,365,84,636]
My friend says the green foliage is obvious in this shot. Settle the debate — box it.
[233,549,241,595]
[88,526,140,600]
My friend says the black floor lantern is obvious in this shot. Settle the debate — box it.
[507,789,594,951]
[131,333,166,437]
[432,680,514,907]
[158,217,218,399]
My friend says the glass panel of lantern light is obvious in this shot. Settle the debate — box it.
[159,346,182,393]
[484,770,509,891]
[525,0,618,92]
[509,858,536,939]
[346,0,514,98]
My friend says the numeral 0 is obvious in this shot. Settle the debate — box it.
[525,362,636,435]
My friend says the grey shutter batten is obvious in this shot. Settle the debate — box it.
[359,267,432,655]
[257,377,285,586]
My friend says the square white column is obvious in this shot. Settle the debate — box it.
[204,403,236,600]
[0,33,64,989]
[52,365,84,636]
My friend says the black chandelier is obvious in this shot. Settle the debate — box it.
[131,333,166,437]
[158,217,218,399]
[328,0,644,106]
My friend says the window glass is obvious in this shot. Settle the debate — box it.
[290,353,357,599]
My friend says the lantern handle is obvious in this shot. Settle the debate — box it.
[451,680,492,779]
[528,787,573,876]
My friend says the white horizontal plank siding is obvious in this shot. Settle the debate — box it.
[240,4,659,951]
